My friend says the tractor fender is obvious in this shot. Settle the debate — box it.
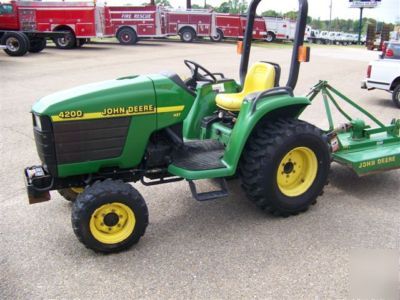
[222,95,311,171]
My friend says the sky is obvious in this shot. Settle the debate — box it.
[103,0,400,23]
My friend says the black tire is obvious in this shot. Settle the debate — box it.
[29,37,46,53]
[392,85,400,108]
[75,38,87,48]
[116,28,138,45]
[1,32,29,57]
[240,118,331,217]
[265,32,275,43]
[53,30,76,49]
[72,179,149,253]
[58,187,83,202]
[180,27,196,43]
[210,29,224,42]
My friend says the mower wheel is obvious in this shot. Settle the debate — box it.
[58,187,84,202]
[240,118,330,217]
[71,179,148,253]
[392,85,400,108]
[29,37,47,53]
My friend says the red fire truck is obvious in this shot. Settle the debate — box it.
[164,8,216,42]
[212,13,267,42]
[0,1,66,56]
[107,6,216,44]
[11,1,113,49]
[106,5,165,45]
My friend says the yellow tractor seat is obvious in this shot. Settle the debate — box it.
[216,62,277,111]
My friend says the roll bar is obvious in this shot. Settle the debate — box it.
[239,0,309,90]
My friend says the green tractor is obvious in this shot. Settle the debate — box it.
[25,0,400,253]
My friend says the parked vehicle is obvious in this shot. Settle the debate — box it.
[0,1,66,56]
[362,57,400,108]
[263,16,295,42]
[366,23,390,51]
[214,13,266,41]
[380,41,400,60]
[163,8,216,42]
[106,5,166,45]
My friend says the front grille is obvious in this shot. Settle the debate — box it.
[52,117,131,164]
[32,114,58,175]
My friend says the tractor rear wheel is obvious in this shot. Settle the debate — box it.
[71,179,148,253]
[240,118,330,217]
[392,84,400,108]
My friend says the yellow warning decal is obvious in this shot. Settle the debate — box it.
[51,105,184,122]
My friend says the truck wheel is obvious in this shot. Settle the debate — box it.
[240,118,330,217]
[1,32,29,57]
[117,28,138,45]
[180,28,196,43]
[58,187,84,202]
[392,85,400,108]
[265,32,275,43]
[210,29,224,42]
[72,179,148,253]
[29,37,46,53]
[53,30,76,49]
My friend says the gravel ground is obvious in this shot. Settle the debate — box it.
[1,40,399,299]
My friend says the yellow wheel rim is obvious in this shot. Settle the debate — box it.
[71,187,84,194]
[277,147,318,197]
[89,202,136,244]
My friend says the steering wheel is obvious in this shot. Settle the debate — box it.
[184,60,217,84]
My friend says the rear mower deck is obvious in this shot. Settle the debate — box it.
[307,81,400,176]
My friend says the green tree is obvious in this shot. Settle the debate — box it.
[155,0,171,7]
[261,10,281,17]
[283,11,297,20]
[215,0,248,14]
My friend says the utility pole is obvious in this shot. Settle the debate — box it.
[357,7,363,44]
[187,0,191,9]
[328,0,332,31]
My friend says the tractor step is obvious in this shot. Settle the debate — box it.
[188,178,229,201]
[171,139,225,171]
[333,142,400,176]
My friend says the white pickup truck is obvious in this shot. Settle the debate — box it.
[362,58,400,108]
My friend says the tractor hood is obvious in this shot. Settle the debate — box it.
[32,75,156,120]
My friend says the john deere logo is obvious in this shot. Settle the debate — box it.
[101,105,155,116]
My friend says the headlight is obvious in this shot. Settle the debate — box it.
[34,114,42,131]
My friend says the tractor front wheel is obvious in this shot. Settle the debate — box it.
[71,179,148,253]
[240,118,330,217]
